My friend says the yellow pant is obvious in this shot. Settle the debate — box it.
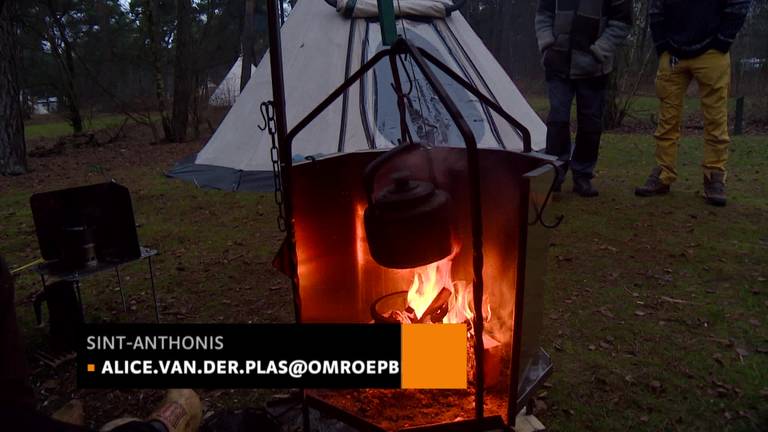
[654,50,731,184]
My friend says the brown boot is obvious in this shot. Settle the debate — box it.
[635,167,670,197]
[149,389,202,432]
[703,171,727,207]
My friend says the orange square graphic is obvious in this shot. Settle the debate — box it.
[401,324,467,389]
[87,364,96,372]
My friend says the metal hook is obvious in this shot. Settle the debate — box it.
[258,101,275,132]
[528,160,564,229]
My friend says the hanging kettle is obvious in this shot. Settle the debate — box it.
[363,143,455,269]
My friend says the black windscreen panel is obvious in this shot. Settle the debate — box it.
[30,182,141,264]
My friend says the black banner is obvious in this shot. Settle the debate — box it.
[78,324,402,389]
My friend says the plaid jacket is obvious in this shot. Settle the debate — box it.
[649,0,751,59]
[535,0,632,79]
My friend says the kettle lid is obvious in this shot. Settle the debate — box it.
[374,172,437,210]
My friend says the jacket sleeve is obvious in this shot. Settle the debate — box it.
[713,0,751,52]
[590,0,633,63]
[648,0,668,56]
[535,0,556,53]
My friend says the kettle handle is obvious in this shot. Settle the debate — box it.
[363,142,424,205]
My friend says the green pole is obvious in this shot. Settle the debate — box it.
[377,0,397,46]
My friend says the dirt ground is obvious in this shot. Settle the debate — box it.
[1,115,767,431]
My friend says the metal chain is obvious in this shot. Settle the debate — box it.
[259,101,286,232]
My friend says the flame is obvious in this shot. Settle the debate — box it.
[405,254,491,325]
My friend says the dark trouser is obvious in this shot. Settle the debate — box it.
[545,74,607,180]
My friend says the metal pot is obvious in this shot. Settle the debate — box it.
[58,226,97,270]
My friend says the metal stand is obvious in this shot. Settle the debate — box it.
[35,247,160,323]
[115,267,127,312]
[148,255,160,323]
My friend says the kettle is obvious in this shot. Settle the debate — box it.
[363,143,455,269]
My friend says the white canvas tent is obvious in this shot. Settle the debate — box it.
[169,0,546,191]
[209,56,257,106]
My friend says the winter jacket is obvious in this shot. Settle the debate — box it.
[649,0,751,59]
[535,0,632,79]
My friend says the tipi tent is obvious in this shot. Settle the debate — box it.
[209,56,257,106]
[169,0,546,191]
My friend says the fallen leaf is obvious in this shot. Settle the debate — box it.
[661,295,694,304]
[735,348,749,362]
[712,353,725,366]
[709,337,735,348]
[597,307,615,319]
[41,379,58,390]
[634,310,648,317]
[588,344,596,351]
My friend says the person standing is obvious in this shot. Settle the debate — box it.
[536,0,632,197]
[635,0,751,206]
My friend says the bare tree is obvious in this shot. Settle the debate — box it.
[0,0,27,175]
[603,0,653,129]
[41,0,84,133]
[144,0,173,141]
[240,0,255,91]
[171,0,193,142]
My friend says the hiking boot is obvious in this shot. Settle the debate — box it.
[635,167,670,197]
[573,176,599,197]
[703,172,727,207]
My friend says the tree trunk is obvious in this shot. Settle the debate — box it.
[240,0,256,92]
[145,0,172,141]
[51,8,83,134]
[171,0,193,142]
[0,1,28,175]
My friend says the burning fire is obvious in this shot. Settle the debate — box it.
[405,254,491,326]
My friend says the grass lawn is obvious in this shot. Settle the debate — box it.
[25,113,154,139]
[1,131,766,430]
[527,94,743,126]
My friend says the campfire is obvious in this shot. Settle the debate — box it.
[374,250,488,326]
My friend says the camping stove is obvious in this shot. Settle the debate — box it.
[289,146,555,431]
